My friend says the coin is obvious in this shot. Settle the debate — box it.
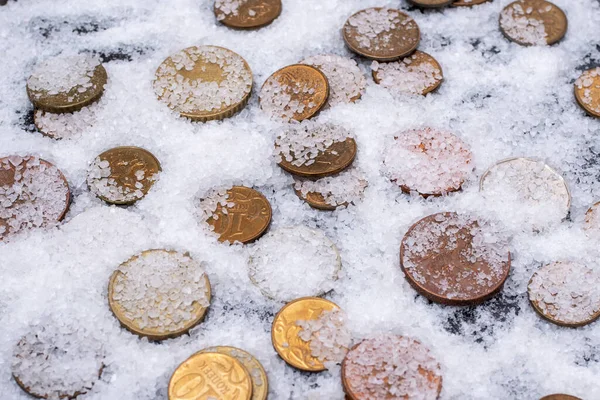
[584,201,600,233]
[540,395,582,400]
[499,0,567,46]
[108,249,211,341]
[408,0,454,8]
[343,8,420,62]
[27,54,107,113]
[154,46,253,122]
[342,335,442,400]
[198,346,268,400]
[574,67,600,118]
[0,156,70,240]
[528,261,600,327]
[294,168,368,211]
[453,0,491,6]
[372,51,443,96]
[400,212,511,305]
[198,186,272,244]
[87,146,161,205]
[215,0,282,29]
[259,64,329,121]
[168,352,252,400]
[34,106,97,140]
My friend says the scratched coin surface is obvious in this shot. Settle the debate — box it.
[294,168,368,210]
[453,0,491,6]
[540,395,582,400]
[214,0,282,29]
[343,8,420,61]
[198,346,268,400]
[400,212,511,305]
[499,0,567,46]
[372,51,444,96]
[168,352,252,400]
[408,0,454,8]
[87,146,161,205]
[198,186,272,244]
[574,67,600,118]
[260,64,329,122]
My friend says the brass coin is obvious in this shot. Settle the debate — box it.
[343,8,420,62]
[214,0,282,29]
[294,169,368,211]
[260,64,329,122]
[453,0,491,6]
[87,146,161,205]
[198,346,268,400]
[408,0,454,8]
[108,249,211,341]
[400,212,511,305]
[372,51,444,96]
[169,352,252,400]
[574,67,600,118]
[540,395,582,400]
[499,0,567,46]
[154,45,253,122]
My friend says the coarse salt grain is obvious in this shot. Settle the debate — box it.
[301,55,366,106]
[297,308,352,368]
[294,168,367,208]
[34,106,97,140]
[27,54,100,98]
[372,52,443,96]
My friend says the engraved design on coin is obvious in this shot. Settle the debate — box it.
[215,0,282,29]
[574,67,600,118]
[499,0,567,46]
[372,51,444,95]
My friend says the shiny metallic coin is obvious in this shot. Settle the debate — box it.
[499,0,567,46]
[215,0,282,29]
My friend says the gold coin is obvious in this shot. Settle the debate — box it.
[575,67,600,118]
[271,297,340,372]
[215,0,282,29]
[87,146,161,205]
[343,8,420,61]
[169,352,252,400]
[154,46,253,122]
[259,64,329,122]
[372,51,443,96]
[108,249,211,341]
[453,0,491,6]
[198,347,268,400]
[499,0,567,46]
[408,0,454,7]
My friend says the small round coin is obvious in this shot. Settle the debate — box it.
[540,395,582,400]
[372,51,444,96]
[294,168,368,211]
[574,67,600,118]
[169,352,252,400]
[408,0,454,8]
[499,0,567,46]
[343,8,420,61]
[214,0,282,29]
[260,64,329,121]
[453,0,491,6]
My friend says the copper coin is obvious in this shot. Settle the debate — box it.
[342,335,442,400]
[453,0,491,6]
[400,212,511,305]
[499,0,567,46]
[260,64,329,122]
[574,67,600,118]
[372,51,444,96]
[343,8,420,62]
[408,0,454,8]
[0,156,70,240]
[294,169,368,211]
[540,395,582,400]
[214,0,282,29]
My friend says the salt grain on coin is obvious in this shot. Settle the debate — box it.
[294,168,368,210]
[34,106,97,140]
[574,67,600,118]
[453,0,491,6]
[540,395,582,400]
[372,51,443,96]
[214,0,282,29]
[408,0,454,8]
[499,0,568,46]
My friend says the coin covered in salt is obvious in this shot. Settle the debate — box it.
[574,67,600,118]
[34,106,97,140]
[372,51,444,96]
[499,0,568,46]
[408,0,454,8]
[453,0,491,6]
[214,0,282,29]
[294,168,368,211]
[540,395,582,400]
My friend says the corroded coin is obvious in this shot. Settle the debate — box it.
[343,8,420,61]
[528,261,600,327]
[400,212,511,305]
[0,155,70,240]
[294,168,368,211]
[198,346,268,400]
[198,186,272,244]
[154,45,253,121]
[34,107,97,140]
[372,51,444,96]
[301,55,366,106]
[408,0,454,8]
[108,249,211,341]
[169,352,252,400]
[27,54,107,113]
[260,64,329,121]
[540,395,582,400]
[453,0,491,6]
[87,146,161,205]
[342,335,442,400]
[499,0,567,46]
[214,0,282,29]
[574,67,600,118]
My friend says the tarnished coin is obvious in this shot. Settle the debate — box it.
[294,168,368,211]
[528,261,600,327]
[260,64,329,121]
[215,0,282,29]
[198,346,268,400]
[108,249,211,341]
[540,395,582,400]
[87,146,161,205]
[400,212,511,305]
[301,55,366,106]
[198,186,272,244]
[343,8,420,61]
[453,0,491,6]
[27,54,107,113]
[408,0,454,8]
[169,352,252,400]
[499,0,567,46]
[574,67,600,118]
[34,107,97,140]
[154,45,253,121]
[372,51,443,96]
[0,155,70,240]
[342,335,442,400]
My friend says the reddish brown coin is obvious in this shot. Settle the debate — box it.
[214,0,282,29]
[540,395,582,400]
[453,0,491,6]
[408,0,454,8]
[294,169,368,211]
[499,0,568,46]
[574,67,600,118]
[400,212,511,305]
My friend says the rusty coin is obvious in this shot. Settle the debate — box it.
[214,0,282,29]
[499,0,567,46]
[540,396,582,400]
[294,168,368,211]
[453,0,491,6]
[372,51,443,96]
[575,67,600,118]
[408,0,454,8]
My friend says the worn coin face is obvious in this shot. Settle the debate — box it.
[453,0,491,6]
[408,0,454,8]
[215,0,282,29]
[87,146,161,205]
[343,8,420,61]
[294,168,368,211]
[169,352,252,400]
[372,51,444,96]
[499,0,567,46]
[574,67,600,118]
[540,395,582,400]
[260,64,329,122]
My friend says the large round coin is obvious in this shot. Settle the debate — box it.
[499,0,567,46]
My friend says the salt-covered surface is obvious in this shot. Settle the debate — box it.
[2,0,600,398]
[27,53,100,98]
[297,308,352,368]
[295,168,368,207]
[372,51,443,95]
[35,106,98,139]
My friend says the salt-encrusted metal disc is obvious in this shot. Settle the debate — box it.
[214,0,282,29]
[372,51,444,96]
[294,168,368,211]
[408,0,454,8]
[453,0,491,7]
[574,67,600,118]
[34,107,97,140]
[499,0,568,46]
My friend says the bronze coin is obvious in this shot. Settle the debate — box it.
[499,0,567,46]
[343,8,420,62]
[372,51,443,96]
[294,169,368,211]
[400,212,511,305]
[540,395,582,400]
[574,67,600,118]
[408,0,454,8]
[453,0,491,6]
[215,0,282,29]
